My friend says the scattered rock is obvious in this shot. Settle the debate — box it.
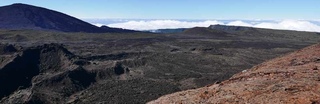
[0,44,18,54]
[149,44,320,104]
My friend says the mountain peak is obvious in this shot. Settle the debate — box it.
[10,3,30,6]
[6,3,45,9]
[0,3,135,33]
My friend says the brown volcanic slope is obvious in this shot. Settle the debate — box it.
[149,43,320,104]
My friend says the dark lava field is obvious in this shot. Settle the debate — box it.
[0,25,320,103]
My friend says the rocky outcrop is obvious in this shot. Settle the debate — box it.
[149,43,320,104]
[0,44,79,101]
[0,43,150,103]
[0,44,18,54]
[0,44,21,69]
[0,44,83,103]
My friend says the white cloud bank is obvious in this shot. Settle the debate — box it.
[226,21,253,27]
[95,19,320,32]
[105,20,223,30]
[254,20,320,32]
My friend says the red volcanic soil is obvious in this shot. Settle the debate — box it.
[149,43,320,104]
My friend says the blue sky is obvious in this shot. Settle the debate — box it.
[0,0,319,20]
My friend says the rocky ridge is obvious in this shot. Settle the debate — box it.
[0,43,142,103]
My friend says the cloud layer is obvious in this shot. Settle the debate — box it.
[254,20,320,32]
[96,20,320,32]
[105,20,223,30]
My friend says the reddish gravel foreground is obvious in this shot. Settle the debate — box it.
[149,43,320,104]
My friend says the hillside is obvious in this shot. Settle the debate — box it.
[0,3,135,33]
[0,25,319,103]
[149,43,320,104]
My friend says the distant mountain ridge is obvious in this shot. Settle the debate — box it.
[0,3,135,33]
[151,25,258,34]
[208,24,254,33]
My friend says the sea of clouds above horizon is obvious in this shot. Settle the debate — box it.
[87,19,320,32]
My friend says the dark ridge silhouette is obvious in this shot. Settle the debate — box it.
[0,3,135,33]
[208,24,254,33]
[183,27,229,37]
[152,28,188,34]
